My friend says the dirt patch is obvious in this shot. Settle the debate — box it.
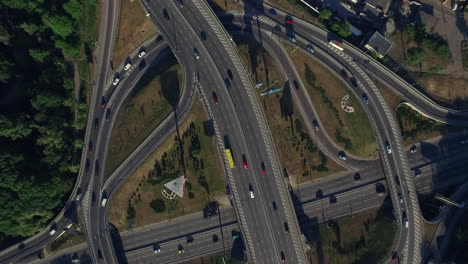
[105,54,179,176]
[235,37,344,184]
[108,100,226,231]
[423,221,438,244]
[112,0,158,67]
[283,43,377,158]
[416,74,468,109]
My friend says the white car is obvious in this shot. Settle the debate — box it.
[138,50,146,58]
[193,48,200,60]
[112,77,120,86]
[398,193,403,203]
[339,153,347,161]
[124,63,131,71]
[153,245,161,253]
[386,144,392,154]
[49,229,56,236]
[250,190,255,199]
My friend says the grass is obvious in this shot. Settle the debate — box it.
[463,40,468,69]
[396,104,462,145]
[307,206,397,264]
[45,229,85,254]
[284,44,377,158]
[415,74,468,110]
[108,100,226,231]
[235,36,344,184]
[105,54,180,177]
[112,0,158,67]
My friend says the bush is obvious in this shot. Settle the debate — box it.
[185,181,192,191]
[188,192,195,199]
[149,199,166,213]
[407,47,427,66]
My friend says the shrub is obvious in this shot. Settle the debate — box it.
[149,199,166,213]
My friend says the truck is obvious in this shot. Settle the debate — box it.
[101,192,108,207]
[225,149,235,168]
[329,40,344,51]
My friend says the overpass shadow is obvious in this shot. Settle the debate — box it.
[109,222,128,264]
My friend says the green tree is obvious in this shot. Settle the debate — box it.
[0,58,12,83]
[407,47,427,66]
[55,39,80,58]
[149,199,166,213]
[63,0,82,20]
[331,21,352,38]
[42,15,74,38]
[19,23,40,35]
[0,115,32,140]
[319,9,332,20]
[31,93,64,110]
[29,48,51,63]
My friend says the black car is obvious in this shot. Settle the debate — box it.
[316,189,324,199]
[272,201,277,211]
[92,192,96,205]
[105,108,111,121]
[200,31,207,41]
[85,158,90,172]
[283,222,289,232]
[186,236,194,244]
[293,80,299,90]
[225,78,231,88]
[354,173,361,183]
[101,96,106,108]
[227,69,233,80]
[395,175,401,186]
[212,234,219,242]
[162,8,170,21]
[97,249,103,262]
[94,117,99,129]
[329,195,337,204]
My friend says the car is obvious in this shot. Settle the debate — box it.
[261,162,266,173]
[250,190,255,199]
[410,145,417,153]
[49,228,56,236]
[153,244,161,253]
[386,143,392,154]
[403,217,408,228]
[97,249,103,262]
[227,69,233,79]
[273,24,281,31]
[92,192,96,205]
[306,44,315,53]
[176,0,183,8]
[193,48,200,59]
[112,76,120,86]
[243,155,248,169]
[178,244,184,254]
[88,141,93,154]
[350,77,358,87]
[225,78,231,88]
[316,189,324,199]
[186,236,194,244]
[341,69,349,79]
[212,234,219,242]
[156,35,163,42]
[138,50,146,58]
[200,31,207,40]
[312,120,319,131]
[269,8,277,15]
[339,152,347,161]
[76,188,82,201]
[71,253,79,263]
[163,8,170,21]
[287,34,296,43]
[101,96,106,108]
[94,117,99,129]
[231,230,240,239]
[280,251,286,263]
[212,92,219,104]
[106,108,111,121]
[329,195,337,204]
[395,175,401,186]
[285,18,294,24]
[362,93,369,104]
[124,62,131,71]
[354,173,361,183]
[293,80,299,90]
[415,170,422,178]
[398,193,404,203]
[391,252,399,262]
[283,222,289,232]
[272,201,277,210]
[85,158,90,172]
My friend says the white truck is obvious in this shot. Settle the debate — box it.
[124,63,131,71]
[101,197,108,207]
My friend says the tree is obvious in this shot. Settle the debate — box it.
[319,9,332,20]
[0,115,32,140]
[63,0,82,20]
[0,58,12,83]
[29,48,51,63]
[149,199,166,213]
[31,93,64,110]
[19,23,40,35]
[42,15,74,38]
[407,47,427,66]
[55,39,80,58]
[331,21,352,38]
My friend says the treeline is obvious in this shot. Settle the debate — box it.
[0,0,95,245]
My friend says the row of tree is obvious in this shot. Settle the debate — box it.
[0,0,93,246]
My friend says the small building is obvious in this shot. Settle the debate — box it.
[363,31,392,58]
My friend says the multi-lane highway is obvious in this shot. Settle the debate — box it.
[3,0,468,263]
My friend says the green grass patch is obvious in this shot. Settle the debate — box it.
[105,55,178,177]
[47,231,85,253]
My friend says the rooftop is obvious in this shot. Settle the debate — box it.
[363,31,392,57]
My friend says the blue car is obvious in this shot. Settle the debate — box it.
[269,8,277,16]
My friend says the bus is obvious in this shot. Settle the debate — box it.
[225,149,235,168]
[329,40,344,51]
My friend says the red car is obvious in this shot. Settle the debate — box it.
[285,19,293,25]
[88,141,93,154]
[261,162,266,173]
[212,92,219,104]
[101,96,106,108]
[391,252,399,262]
[243,161,248,169]
[280,251,286,263]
